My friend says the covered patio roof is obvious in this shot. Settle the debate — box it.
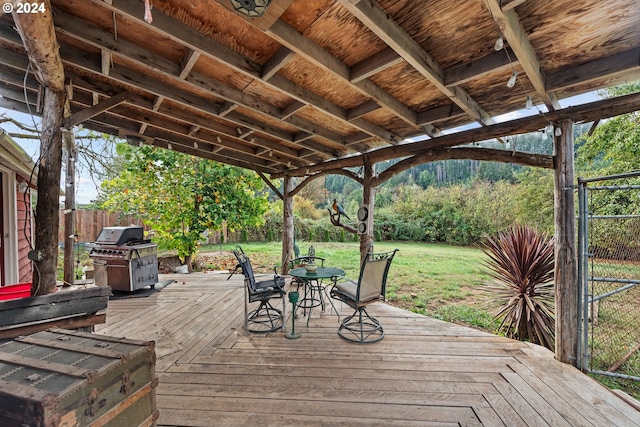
[0,0,639,175]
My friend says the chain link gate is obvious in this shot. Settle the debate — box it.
[578,171,640,389]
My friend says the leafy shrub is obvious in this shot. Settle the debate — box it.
[482,225,555,349]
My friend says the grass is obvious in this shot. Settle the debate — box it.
[202,241,501,332]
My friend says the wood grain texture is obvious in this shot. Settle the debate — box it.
[96,272,640,427]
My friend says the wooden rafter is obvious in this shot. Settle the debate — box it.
[65,91,128,128]
[268,19,418,129]
[85,0,402,149]
[0,0,637,183]
[485,0,561,111]
[338,0,494,126]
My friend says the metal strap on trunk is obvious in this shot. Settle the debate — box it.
[0,352,95,379]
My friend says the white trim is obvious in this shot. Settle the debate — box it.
[0,165,19,285]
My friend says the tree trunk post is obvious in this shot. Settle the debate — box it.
[359,161,374,265]
[281,176,294,275]
[63,128,76,287]
[10,2,66,295]
[33,88,65,295]
[554,119,578,365]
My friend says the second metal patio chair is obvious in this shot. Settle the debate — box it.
[230,246,286,333]
[330,249,398,343]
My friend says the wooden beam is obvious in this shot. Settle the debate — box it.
[347,101,381,121]
[279,100,305,119]
[281,176,294,274]
[187,125,200,136]
[500,0,528,12]
[56,71,312,163]
[219,101,238,117]
[48,8,347,153]
[101,49,111,76]
[373,147,553,187]
[554,119,578,365]
[65,91,128,128]
[276,91,640,177]
[267,19,418,127]
[485,0,561,111]
[339,0,494,125]
[261,46,295,80]
[257,171,282,200]
[179,49,201,79]
[62,128,76,287]
[349,47,403,83]
[359,161,375,263]
[95,107,308,168]
[444,49,515,87]
[416,104,465,126]
[546,47,640,92]
[84,0,400,151]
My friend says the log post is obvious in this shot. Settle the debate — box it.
[34,88,65,295]
[359,161,374,264]
[554,119,578,365]
[63,128,76,287]
[281,176,294,275]
[11,1,66,295]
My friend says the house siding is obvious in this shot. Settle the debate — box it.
[16,188,32,284]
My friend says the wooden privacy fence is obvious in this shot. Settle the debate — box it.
[58,209,229,244]
[58,209,146,243]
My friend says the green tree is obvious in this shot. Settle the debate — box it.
[576,82,640,175]
[475,162,517,183]
[514,168,554,234]
[100,144,268,266]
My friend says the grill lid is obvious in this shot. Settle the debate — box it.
[94,226,144,246]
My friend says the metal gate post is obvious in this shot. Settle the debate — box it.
[577,178,590,371]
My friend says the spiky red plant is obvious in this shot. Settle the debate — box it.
[482,225,555,349]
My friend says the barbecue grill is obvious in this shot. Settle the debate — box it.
[89,226,158,292]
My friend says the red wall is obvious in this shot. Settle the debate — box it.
[16,189,32,284]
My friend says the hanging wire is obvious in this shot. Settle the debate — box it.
[484,0,554,145]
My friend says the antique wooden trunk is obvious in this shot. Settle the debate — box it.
[0,328,158,427]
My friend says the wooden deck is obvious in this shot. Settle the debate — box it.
[95,272,640,426]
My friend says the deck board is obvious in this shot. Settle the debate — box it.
[95,272,640,426]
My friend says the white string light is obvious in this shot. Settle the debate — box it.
[494,35,504,51]
[507,70,517,88]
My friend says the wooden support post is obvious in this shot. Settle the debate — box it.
[10,1,66,295]
[34,88,65,295]
[63,128,76,287]
[554,119,578,365]
[281,176,294,275]
[359,161,374,264]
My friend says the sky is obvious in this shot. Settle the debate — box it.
[0,109,109,204]
[0,91,602,205]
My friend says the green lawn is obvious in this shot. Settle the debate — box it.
[201,241,501,332]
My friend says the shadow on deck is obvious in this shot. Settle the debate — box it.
[95,272,640,426]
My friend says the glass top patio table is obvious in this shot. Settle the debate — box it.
[289,267,345,280]
[289,267,345,325]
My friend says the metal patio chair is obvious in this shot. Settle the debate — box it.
[229,246,286,333]
[330,249,398,343]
